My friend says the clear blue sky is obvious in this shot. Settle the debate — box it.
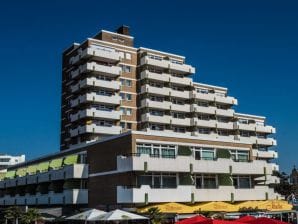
[0,0,297,173]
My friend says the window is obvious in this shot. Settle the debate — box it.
[126,94,132,101]
[150,110,164,116]
[120,79,132,87]
[151,124,164,131]
[148,54,162,61]
[194,147,215,160]
[120,65,131,73]
[195,174,217,189]
[173,126,186,133]
[120,122,125,129]
[172,112,185,119]
[137,173,177,189]
[150,96,163,102]
[230,150,249,162]
[120,107,132,116]
[125,79,132,87]
[125,53,131,60]
[126,123,132,129]
[120,93,132,101]
[197,88,209,94]
[136,143,176,158]
[198,128,210,134]
[233,176,252,189]
[240,131,250,137]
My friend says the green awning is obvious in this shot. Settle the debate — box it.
[5,170,16,179]
[37,162,50,173]
[49,158,63,170]
[16,167,27,177]
[63,154,78,165]
[27,165,37,175]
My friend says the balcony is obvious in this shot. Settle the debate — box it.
[141,70,192,85]
[117,185,278,204]
[140,56,195,74]
[191,118,217,128]
[256,125,276,134]
[70,78,120,93]
[236,136,277,146]
[215,95,238,105]
[140,70,170,82]
[70,62,121,79]
[70,124,121,137]
[216,122,234,130]
[252,149,278,159]
[256,137,277,146]
[70,109,121,122]
[141,84,171,96]
[171,117,191,126]
[216,108,234,117]
[235,123,256,131]
[0,189,88,206]
[117,154,273,175]
[191,91,216,101]
[191,105,216,114]
[169,76,192,86]
[170,103,191,112]
[70,93,121,107]
[141,113,171,124]
[141,99,171,110]
[69,47,121,65]
[170,89,190,99]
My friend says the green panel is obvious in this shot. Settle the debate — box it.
[179,173,193,185]
[190,163,193,174]
[144,162,148,173]
[191,193,195,204]
[63,154,78,165]
[37,162,50,173]
[0,173,5,180]
[218,174,233,186]
[5,170,16,179]
[145,193,148,205]
[231,193,234,203]
[265,192,269,200]
[49,158,63,170]
[229,165,232,174]
[217,149,231,159]
[177,146,192,156]
[16,167,27,177]
[27,165,37,174]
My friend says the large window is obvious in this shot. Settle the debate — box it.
[233,176,252,189]
[137,173,177,188]
[195,174,217,189]
[230,150,250,162]
[194,147,215,160]
[136,143,176,158]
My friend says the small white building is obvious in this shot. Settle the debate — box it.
[0,154,25,172]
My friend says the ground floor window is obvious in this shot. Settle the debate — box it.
[137,173,177,188]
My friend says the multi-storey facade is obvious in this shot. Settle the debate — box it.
[0,26,280,213]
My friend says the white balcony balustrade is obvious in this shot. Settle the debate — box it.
[70,124,121,137]
[70,109,121,122]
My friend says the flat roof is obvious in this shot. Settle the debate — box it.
[138,47,185,59]
[235,112,266,120]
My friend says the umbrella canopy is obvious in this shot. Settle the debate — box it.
[236,201,266,211]
[66,209,106,220]
[256,200,293,211]
[246,217,288,224]
[234,216,256,222]
[138,202,194,214]
[91,209,148,221]
[192,202,238,212]
[176,215,211,224]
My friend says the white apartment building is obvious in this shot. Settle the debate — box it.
[0,26,280,212]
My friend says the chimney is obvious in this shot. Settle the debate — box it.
[116,25,130,36]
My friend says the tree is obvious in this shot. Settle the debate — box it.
[273,171,292,197]
[147,207,165,224]
[4,206,22,224]
[20,208,42,224]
